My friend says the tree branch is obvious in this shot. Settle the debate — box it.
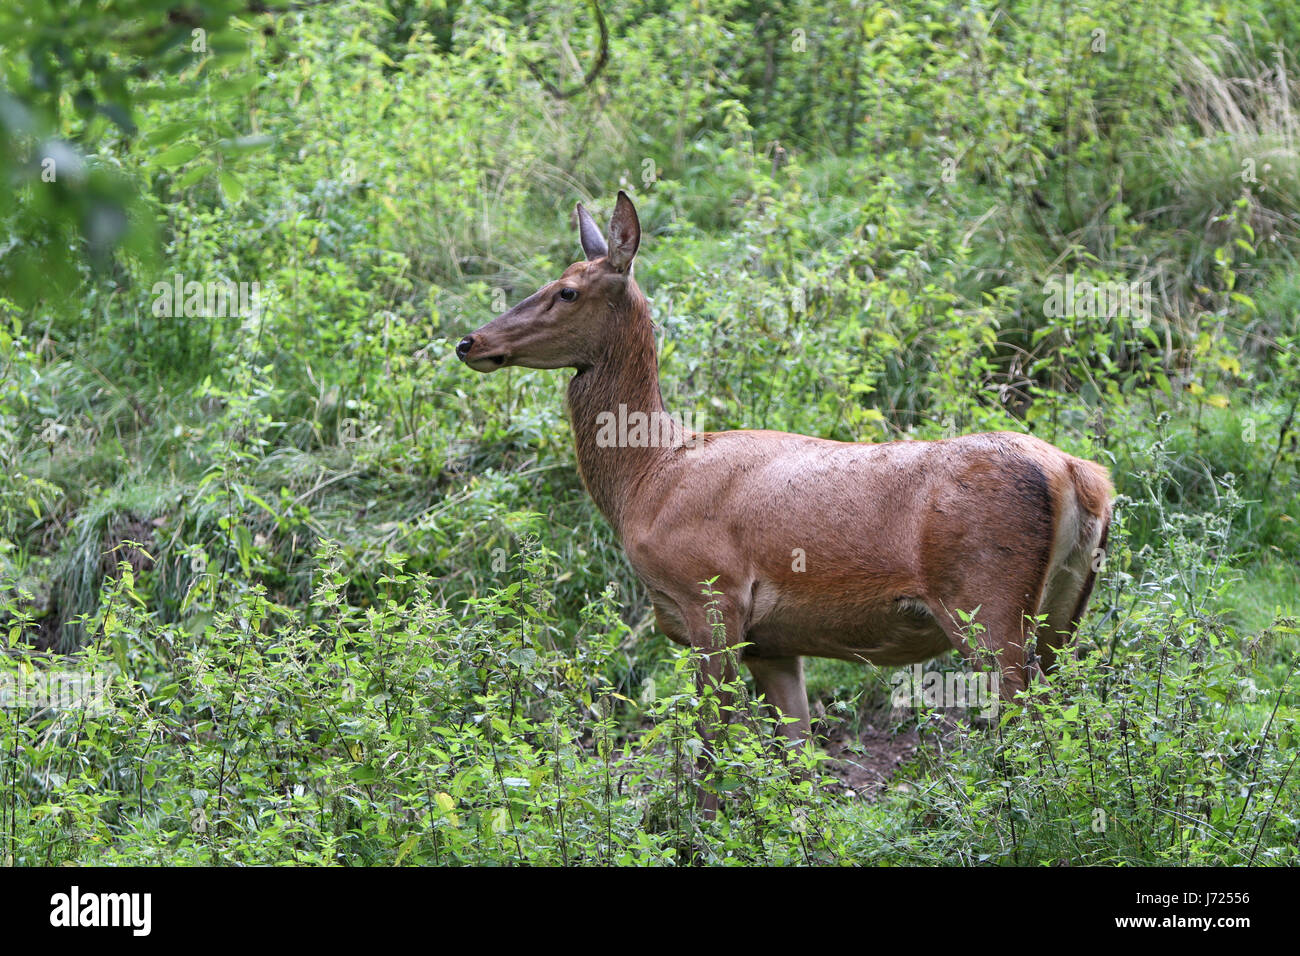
[524,0,609,100]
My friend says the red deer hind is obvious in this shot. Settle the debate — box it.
[457,191,1114,807]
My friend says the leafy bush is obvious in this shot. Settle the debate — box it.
[1,0,1296,866]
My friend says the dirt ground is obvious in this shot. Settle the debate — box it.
[817,713,923,800]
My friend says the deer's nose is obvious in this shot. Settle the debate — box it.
[455,336,475,360]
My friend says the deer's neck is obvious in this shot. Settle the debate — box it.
[566,286,682,534]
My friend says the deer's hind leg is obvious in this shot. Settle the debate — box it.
[922,456,1057,701]
[929,602,1038,701]
[922,532,1056,700]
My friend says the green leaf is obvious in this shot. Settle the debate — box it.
[151,142,202,168]
[219,170,244,202]
[140,121,193,148]
[394,834,419,864]
[175,163,215,188]
[218,134,273,155]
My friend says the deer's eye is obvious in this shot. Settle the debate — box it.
[559,287,578,301]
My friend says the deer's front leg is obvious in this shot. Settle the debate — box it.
[685,598,746,820]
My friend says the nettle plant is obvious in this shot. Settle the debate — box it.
[2,527,844,865]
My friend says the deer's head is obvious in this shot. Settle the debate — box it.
[456,191,642,373]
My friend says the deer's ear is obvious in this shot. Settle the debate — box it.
[576,202,608,260]
[606,190,640,273]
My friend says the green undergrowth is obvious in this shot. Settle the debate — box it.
[1,0,1298,864]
